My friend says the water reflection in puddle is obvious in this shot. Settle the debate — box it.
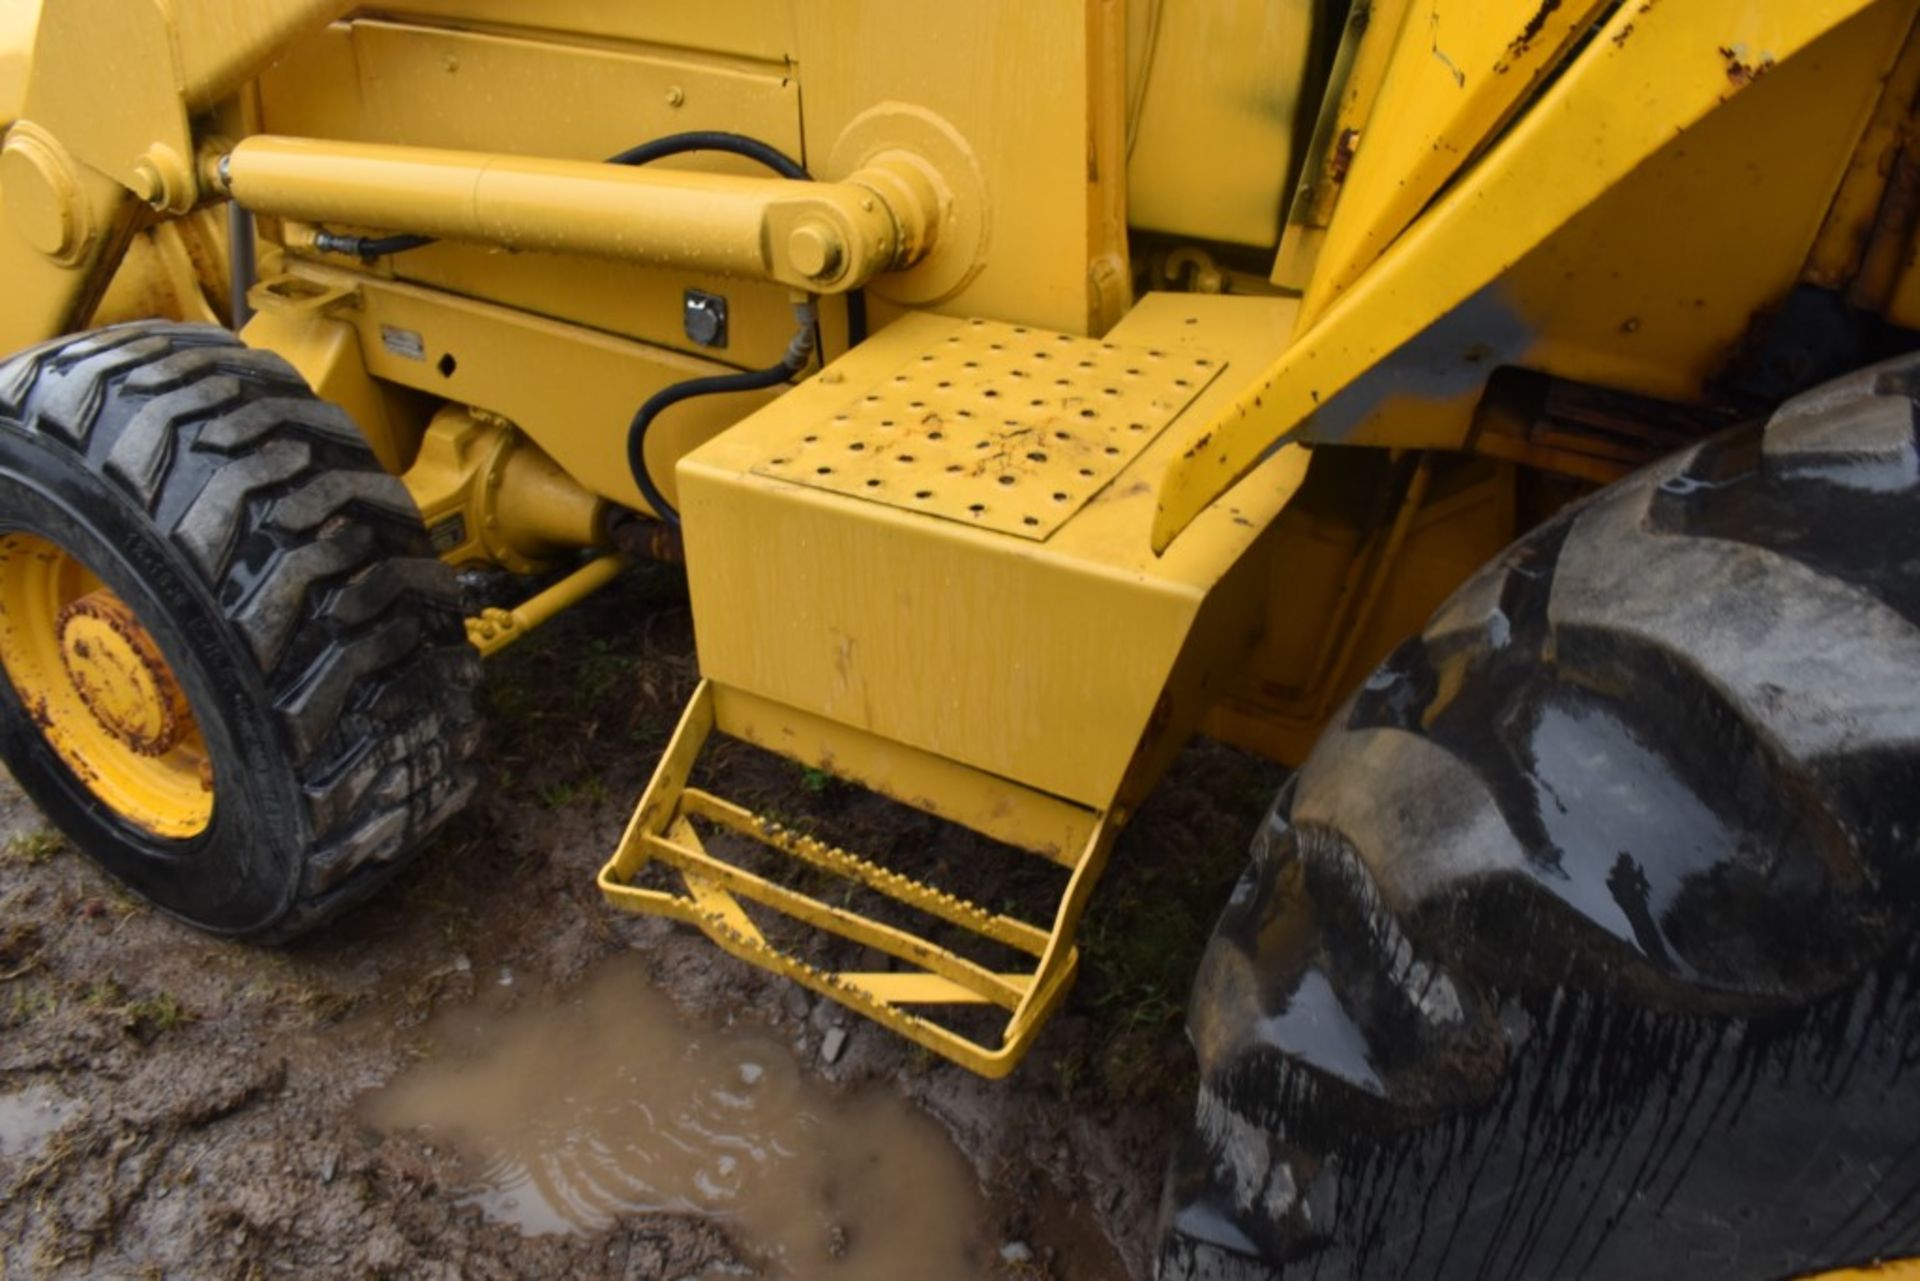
[365,955,992,1279]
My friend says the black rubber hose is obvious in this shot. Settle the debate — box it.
[627,304,817,528]
[604,129,807,179]
[313,228,432,257]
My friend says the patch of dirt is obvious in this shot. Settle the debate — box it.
[0,563,1284,1279]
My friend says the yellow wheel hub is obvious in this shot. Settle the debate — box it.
[58,593,194,756]
[0,532,213,838]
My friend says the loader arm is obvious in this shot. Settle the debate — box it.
[0,0,351,347]
[1151,0,1899,551]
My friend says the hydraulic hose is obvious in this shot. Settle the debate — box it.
[627,300,817,528]
[312,228,431,257]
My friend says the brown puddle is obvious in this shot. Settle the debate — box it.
[364,955,995,1279]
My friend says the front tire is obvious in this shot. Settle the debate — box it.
[0,322,479,939]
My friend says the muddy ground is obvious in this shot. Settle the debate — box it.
[0,562,1284,1280]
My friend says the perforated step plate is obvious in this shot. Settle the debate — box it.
[753,319,1224,540]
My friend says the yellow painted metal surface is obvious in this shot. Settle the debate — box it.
[0,1,37,127]
[223,135,932,293]
[1294,0,1615,330]
[254,14,816,371]
[1797,1264,1920,1279]
[791,0,1130,334]
[241,276,425,476]
[1153,0,1907,552]
[19,0,186,201]
[715,682,1095,863]
[256,260,781,516]
[466,554,629,657]
[0,534,212,839]
[1806,28,1920,291]
[682,294,1306,812]
[16,0,342,201]
[168,2,353,113]
[0,0,353,346]
[90,207,230,329]
[386,0,800,65]
[1125,0,1313,248]
[265,14,798,160]
[752,319,1223,540]
[1204,456,1516,767]
[253,0,1126,353]
[0,135,134,347]
[1493,27,1901,399]
[1271,0,1410,292]
[403,407,607,573]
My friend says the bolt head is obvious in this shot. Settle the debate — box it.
[130,158,164,207]
[787,222,843,280]
[129,145,195,213]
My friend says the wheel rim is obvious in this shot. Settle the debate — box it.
[0,532,214,839]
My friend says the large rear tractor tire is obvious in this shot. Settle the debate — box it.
[0,322,479,940]
[1160,356,1920,1279]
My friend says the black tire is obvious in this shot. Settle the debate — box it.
[0,321,480,940]
[1160,357,1920,1279]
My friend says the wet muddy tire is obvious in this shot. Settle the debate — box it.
[1159,357,1920,1280]
[0,322,479,941]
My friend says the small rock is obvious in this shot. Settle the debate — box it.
[321,1152,338,1184]
[1000,1241,1033,1263]
[451,954,472,974]
[781,987,811,1021]
[820,1026,848,1065]
[497,967,514,987]
[738,1062,764,1087]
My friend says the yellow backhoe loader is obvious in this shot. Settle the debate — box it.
[3,2,1920,1276]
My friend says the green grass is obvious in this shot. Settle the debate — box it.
[4,983,57,1027]
[124,992,190,1037]
[80,978,192,1040]
[3,828,63,867]
[1070,821,1266,1101]
[570,637,638,714]
[538,775,611,809]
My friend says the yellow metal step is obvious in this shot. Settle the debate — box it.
[598,679,1118,1078]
